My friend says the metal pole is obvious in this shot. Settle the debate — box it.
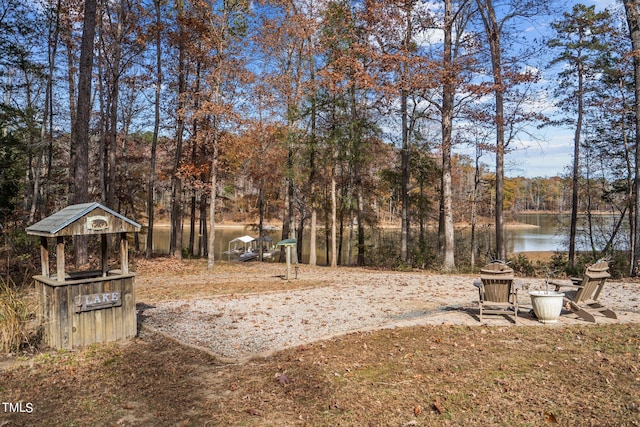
[286,246,291,280]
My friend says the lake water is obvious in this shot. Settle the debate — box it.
[145,214,626,261]
[507,214,565,253]
[508,213,629,254]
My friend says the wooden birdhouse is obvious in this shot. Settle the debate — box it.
[26,202,141,350]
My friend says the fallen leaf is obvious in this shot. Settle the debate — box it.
[276,372,290,385]
[414,405,422,416]
[433,397,444,414]
[246,408,262,416]
[544,411,558,423]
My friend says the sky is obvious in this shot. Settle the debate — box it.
[453,128,575,179]
[504,130,574,178]
[467,0,621,179]
[19,0,620,180]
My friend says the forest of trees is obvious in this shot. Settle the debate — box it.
[2,0,640,276]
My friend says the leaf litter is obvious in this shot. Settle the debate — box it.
[2,259,640,426]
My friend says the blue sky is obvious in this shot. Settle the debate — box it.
[472,0,621,179]
[455,128,574,179]
[506,130,574,178]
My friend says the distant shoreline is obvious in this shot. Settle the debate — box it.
[151,221,541,230]
[150,221,557,261]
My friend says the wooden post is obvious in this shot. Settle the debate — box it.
[101,234,108,276]
[56,236,65,282]
[40,237,49,277]
[120,232,129,274]
[286,246,291,280]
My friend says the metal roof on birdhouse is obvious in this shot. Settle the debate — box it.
[26,202,141,237]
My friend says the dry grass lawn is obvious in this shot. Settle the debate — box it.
[1,258,640,426]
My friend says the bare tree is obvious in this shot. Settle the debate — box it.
[474,0,552,261]
[623,0,640,275]
[72,0,98,265]
[548,4,615,268]
[146,0,163,258]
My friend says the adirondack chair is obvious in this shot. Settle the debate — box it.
[477,262,518,324]
[549,260,616,323]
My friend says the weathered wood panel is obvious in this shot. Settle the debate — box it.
[124,276,136,339]
[50,285,61,349]
[73,283,93,346]
[40,237,49,277]
[35,273,137,350]
[56,237,65,283]
[103,279,115,343]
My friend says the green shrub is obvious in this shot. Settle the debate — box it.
[549,251,568,274]
[507,254,536,277]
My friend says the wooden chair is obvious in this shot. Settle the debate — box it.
[549,260,616,323]
[477,262,518,324]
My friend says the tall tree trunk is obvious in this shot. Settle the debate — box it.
[121,94,139,251]
[348,84,366,267]
[297,214,305,262]
[324,184,330,265]
[189,62,202,257]
[400,87,410,264]
[438,179,445,253]
[98,61,106,204]
[309,56,318,266]
[623,0,640,276]
[106,0,124,210]
[170,1,186,260]
[619,77,635,274]
[347,201,353,266]
[199,193,208,257]
[207,135,218,270]
[189,188,196,256]
[331,166,337,268]
[146,0,162,259]
[419,181,425,249]
[97,13,107,205]
[73,0,98,266]
[258,186,264,261]
[310,209,317,265]
[281,181,290,261]
[308,156,317,265]
[32,0,61,222]
[568,64,585,269]
[345,165,353,266]
[64,33,77,204]
[471,146,481,267]
[338,188,345,266]
[476,0,506,261]
[23,75,36,216]
[286,135,297,263]
[399,0,413,264]
[441,0,455,270]
[356,181,365,266]
[41,0,62,217]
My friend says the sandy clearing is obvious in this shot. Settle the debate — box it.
[139,264,640,362]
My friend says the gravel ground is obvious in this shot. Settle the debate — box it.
[140,266,640,361]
